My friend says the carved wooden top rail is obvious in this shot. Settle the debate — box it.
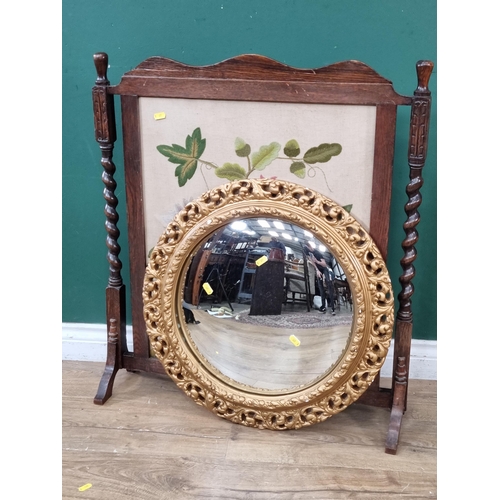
[98,54,415,105]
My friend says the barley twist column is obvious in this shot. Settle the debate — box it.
[386,60,433,454]
[92,52,128,404]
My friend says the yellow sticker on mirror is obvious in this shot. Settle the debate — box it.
[202,282,213,295]
[255,256,268,266]
[78,484,92,492]
[154,112,166,120]
[289,335,301,346]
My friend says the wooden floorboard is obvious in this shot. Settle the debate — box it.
[62,360,437,499]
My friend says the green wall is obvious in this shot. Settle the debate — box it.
[62,0,437,340]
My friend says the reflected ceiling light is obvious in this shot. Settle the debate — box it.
[243,230,256,235]
[268,230,279,237]
[319,244,326,252]
[304,230,313,238]
[282,233,292,240]
[307,240,316,248]
[258,219,270,228]
[230,221,247,231]
[273,220,285,230]
[294,237,299,241]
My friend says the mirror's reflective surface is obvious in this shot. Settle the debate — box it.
[180,217,354,391]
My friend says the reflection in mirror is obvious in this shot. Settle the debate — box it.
[181,217,354,391]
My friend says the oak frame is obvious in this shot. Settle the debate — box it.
[91,52,433,454]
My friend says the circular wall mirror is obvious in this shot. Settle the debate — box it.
[143,179,394,430]
[181,218,353,392]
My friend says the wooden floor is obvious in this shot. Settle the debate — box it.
[62,360,437,499]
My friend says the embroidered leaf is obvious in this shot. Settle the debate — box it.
[290,161,306,179]
[343,204,353,213]
[284,139,300,158]
[156,128,206,187]
[215,163,246,181]
[235,137,251,157]
[251,142,281,170]
[303,143,342,164]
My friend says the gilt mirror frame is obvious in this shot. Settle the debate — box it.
[144,179,394,429]
[92,52,433,453]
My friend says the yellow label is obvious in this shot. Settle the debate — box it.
[154,112,166,120]
[255,256,268,266]
[289,335,301,346]
[202,282,213,295]
[78,484,92,492]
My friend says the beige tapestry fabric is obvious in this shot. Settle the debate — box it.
[139,97,377,253]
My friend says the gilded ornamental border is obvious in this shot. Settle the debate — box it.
[143,179,393,430]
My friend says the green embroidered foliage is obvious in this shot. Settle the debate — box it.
[156,127,344,193]
[284,139,300,158]
[290,161,306,179]
[303,143,342,164]
[156,128,206,187]
[235,137,251,157]
[251,142,281,170]
[215,163,247,181]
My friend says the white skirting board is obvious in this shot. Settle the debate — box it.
[62,323,437,380]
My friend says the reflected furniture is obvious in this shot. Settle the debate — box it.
[249,248,285,316]
[284,259,314,310]
[92,52,433,454]
[185,228,252,307]
[334,278,352,311]
[237,247,268,304]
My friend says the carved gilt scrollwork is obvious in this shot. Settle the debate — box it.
[143,179,394,430]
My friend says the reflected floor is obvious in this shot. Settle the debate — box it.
[194,295,352,317]
[185,299,353,392]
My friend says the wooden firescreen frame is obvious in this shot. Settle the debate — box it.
[91,52,433,454]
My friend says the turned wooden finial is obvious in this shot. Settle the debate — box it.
[94,52,110,85]
[415,60,434,95]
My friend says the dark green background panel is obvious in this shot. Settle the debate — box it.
[62,0,436,340]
